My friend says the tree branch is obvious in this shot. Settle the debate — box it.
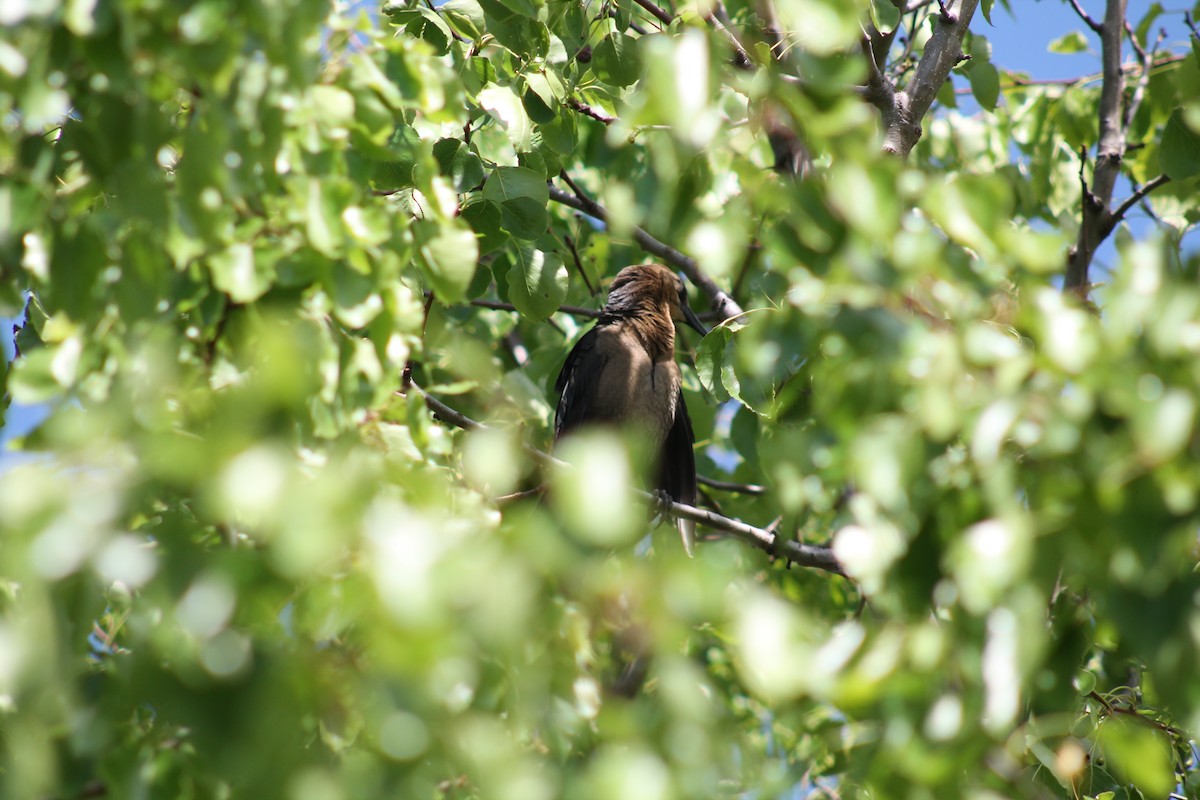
[859,29,896,115]
[631,0,674,27]
[464,296,602,318]
[952,53,1186,94]
[1067,0,1103,33]
[566,97,616,126]
[697,475,767,495]
[549,178,745,321]
[1065,0,1128,296]
[562,232,597,296]
[1122,21,1164,129]
[1100,173,1170,238]
[406,383,844,575]
[879,0,981,157]
[707,1,754,69]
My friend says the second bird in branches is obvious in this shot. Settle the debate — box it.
[554,264,708,555]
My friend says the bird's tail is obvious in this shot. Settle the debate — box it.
[678,517,695,557]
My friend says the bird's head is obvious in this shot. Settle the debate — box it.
[604,264,708,336]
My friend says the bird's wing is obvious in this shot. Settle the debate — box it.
[554,327,607,440]
[660,388,698,556]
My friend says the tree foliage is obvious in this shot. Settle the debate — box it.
[2,0,1200,798]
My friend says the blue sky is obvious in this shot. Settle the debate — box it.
[2,0,1196,457]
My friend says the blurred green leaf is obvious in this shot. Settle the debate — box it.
[968,62,1001,111]
[416,219,479,302]
[1048,30,1089,54]
[1160,107,1200,180]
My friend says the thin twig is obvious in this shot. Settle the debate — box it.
[549,178,745,321]
[467,296,602,318]
[631,0,674,26]
[1077,145,1092,200]
[730,237,763,303]
[952,52,1186,95]
[896,6,923,68]
[707,3,754,69]
[1122,21,1161,128]
[859,29,894,114]
[406,382,845,575]
[563,233,597,295]
[1101,174,1171,238]
[697,475,768,495]
[503,330,530,366]
[1185,11,1200,42]
[566,97,616,126]
[494,487,545,503]
[1067,0,1103,33]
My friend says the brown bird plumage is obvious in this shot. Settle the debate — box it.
[554,264,707,555]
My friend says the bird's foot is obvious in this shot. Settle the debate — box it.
[648,489,674,527]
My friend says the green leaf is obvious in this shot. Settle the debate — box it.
[416,220,479,303]
[1048,30,1089,54]
[593,33,641,88]
[391,7,454,54]
[209,243,275,303]
[1133,2,1164,48]
[869,0,900,32]
[478,0,550,58]
[478,85,534,150]
[461,198,509,254]
[1097,717,1175,797]
[440,0,486,40]
[694,322,748,408]
[967,62,1000,111]
[520,73,560,124]
[695,327,729,402]
[432,138,484,192]
[8,347,62,403]
[1160,108,1200,180]
[980,0,994,24]
[482,166,549,239]
[538,111,577,155]
[505,246,567,321]
[306,178,345,258]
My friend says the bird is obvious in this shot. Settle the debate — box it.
[553,263,708,555]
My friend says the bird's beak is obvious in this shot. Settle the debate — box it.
[682,303,708,337]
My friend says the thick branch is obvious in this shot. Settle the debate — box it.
[1065,0,1128,296]
[549,181,745,321]
[408,383,844,575]
[879,0,980,157]
[859,29,896,116]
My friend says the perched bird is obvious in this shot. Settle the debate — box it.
[554,264,708,555]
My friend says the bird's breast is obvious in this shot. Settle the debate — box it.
[591,327,680,445]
